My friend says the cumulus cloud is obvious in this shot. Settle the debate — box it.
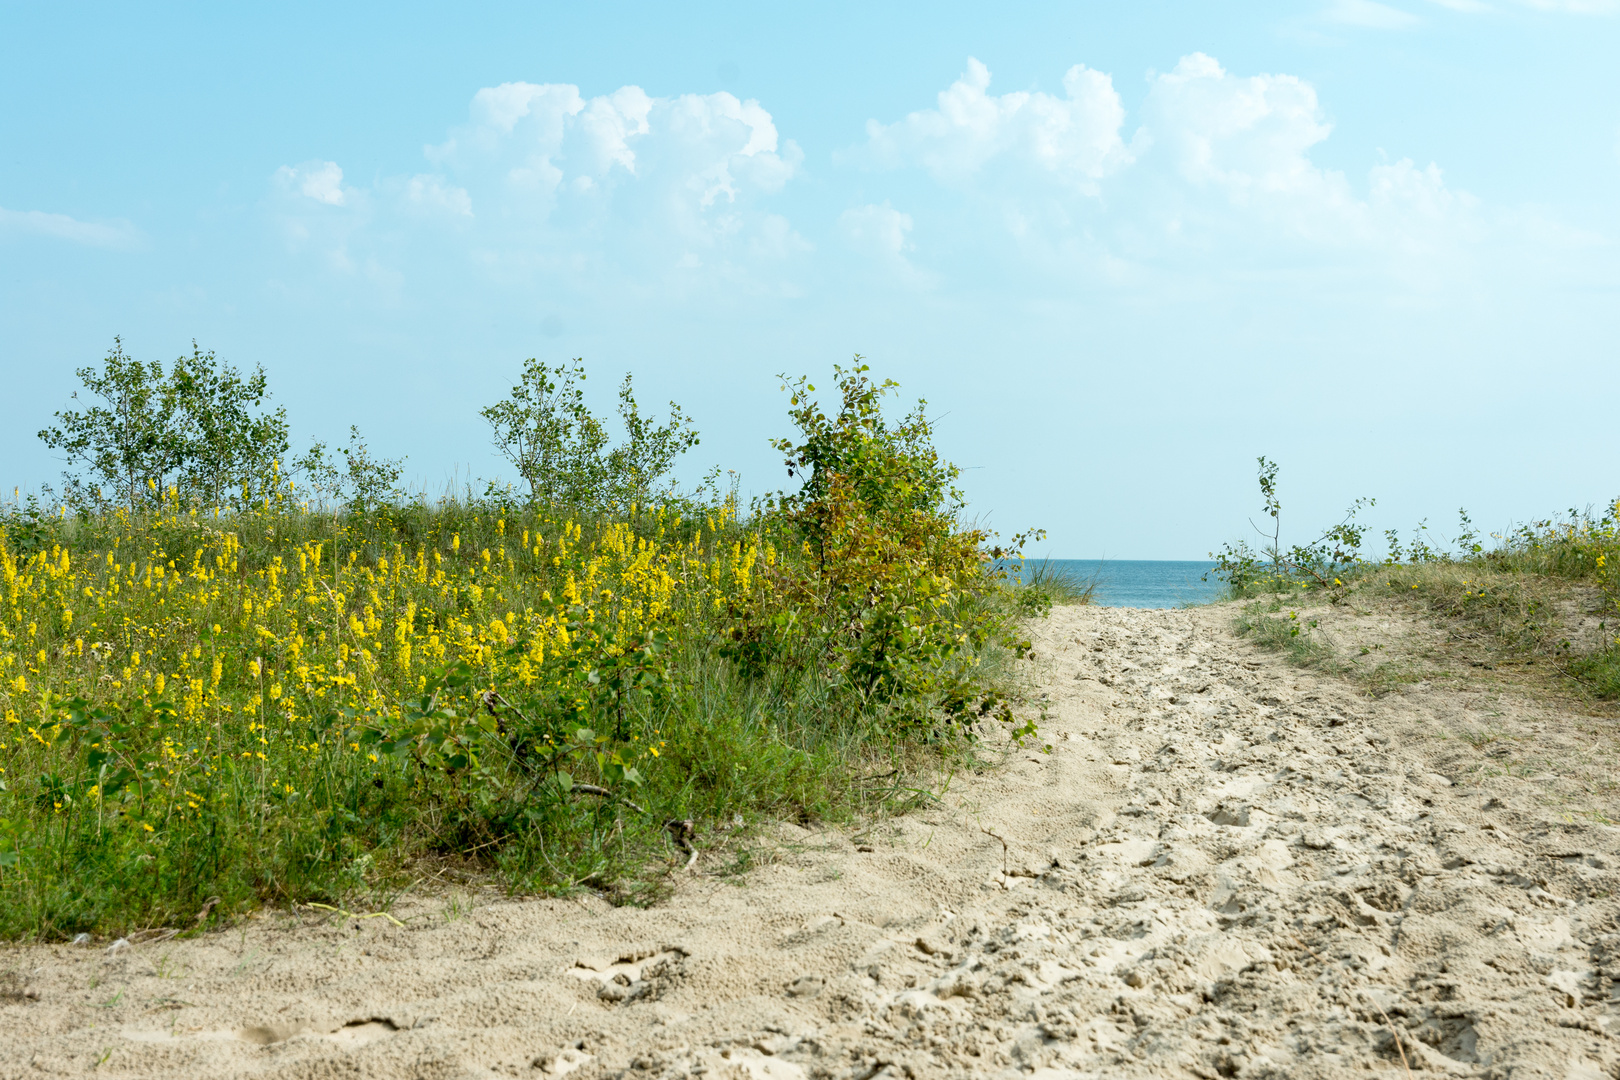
[427,81,798,213]
[277,161,349,206]
[401,175,472,217]
[858,57,1131,190]
[271,80,806,299]
[0,206,141,249]
[1141,53,1337,199]
[1135,53,1478,256]
[844,53,1495,292]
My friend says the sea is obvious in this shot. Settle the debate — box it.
[1026,559,1224,609]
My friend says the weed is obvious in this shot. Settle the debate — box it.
[1234,607,1335,668]
[1372,501,1620,699]
[1569,648,1620,699]
[1362,662,1423,697]
[1212,458,1620,700]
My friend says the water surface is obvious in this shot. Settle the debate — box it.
[1033,559,1223,609]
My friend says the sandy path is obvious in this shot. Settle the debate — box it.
[5,603,1620,1079]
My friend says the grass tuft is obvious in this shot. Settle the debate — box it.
[1234,606,1336,668]
[1015,559,1098,613]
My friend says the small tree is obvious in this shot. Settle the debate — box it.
[38,339,288,511]
[482,358,697,510]
[169,344,289,507]
[292,426,406,514]
[37,339,185,510]
[606,373,700,508]
[1209,456,1373,602]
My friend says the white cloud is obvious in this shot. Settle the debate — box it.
[842,202,912,255]
[578,87,653,173]
[850,53,1483,281]
[859,57,1131,190]
[276,161,349,206]
[427,81,797,211]
[841,202,933,288]
[1323,0,1422,27]
[1134,54,1484,266]
[844,53,1493,293]
[0,206,141,249]
[1140,50,1367,236]
[1141,53,1337,199]
[401,175,472,217]
[272,80,806,299]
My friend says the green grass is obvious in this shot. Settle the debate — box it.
[1568,648,1620,700]
[0,491,1041,938]
[1233,606,1336,668]
[1009,558,1097,618]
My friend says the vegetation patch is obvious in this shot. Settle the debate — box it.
[0,348,1042,939]
[1210,457,1620,701]
[1233,607,1336,669]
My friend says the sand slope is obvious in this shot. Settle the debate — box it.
[5,602,1620,1079]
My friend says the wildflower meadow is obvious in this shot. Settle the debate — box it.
[0,349,1046,938]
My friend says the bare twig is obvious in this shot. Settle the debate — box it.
[194,896,220,927]
[302,902,405,927]
[666,819,699,872]
[1291,932,1411,1080]
[1359,989,1414,1080]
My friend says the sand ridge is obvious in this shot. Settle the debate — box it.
[4,602,1620,1078]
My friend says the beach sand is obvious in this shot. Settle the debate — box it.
[5,600,1619,1078]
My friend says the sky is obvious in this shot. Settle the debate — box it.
[2,0,1617,558]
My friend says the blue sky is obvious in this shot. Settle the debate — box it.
[2,1,1617,558]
